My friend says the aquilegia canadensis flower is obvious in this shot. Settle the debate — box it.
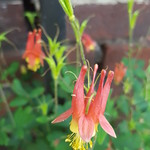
[52,64,116,149]
[22,29,45,72]
[114,62,127,85]
[81,33,96,53]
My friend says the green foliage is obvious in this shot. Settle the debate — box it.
[128,0,140,31]
[145,63,150,101]
[59,0,74,21]
[11,79,28,97]
[80,19,89,35]
[45,35,67,80]
[0,55,75,150]
[1,62,19,80]
[24,11,37,29]
[97,126,107,145]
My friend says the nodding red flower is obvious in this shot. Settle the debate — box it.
[22,29,45,72]
[114,62,127,85]
[52,64,116,149]
[81,33,96,53]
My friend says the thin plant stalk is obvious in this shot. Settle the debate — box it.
[0,84,15,126]
[71,20,86,65]
[54,78,58,112]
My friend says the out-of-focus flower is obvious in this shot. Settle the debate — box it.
[114,62,127,85]
[81,33,96,53]
[22,29,45,72]
[81,33,103,64]
[52,64,116,149]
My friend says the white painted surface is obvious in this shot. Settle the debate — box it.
[71,0,150,5]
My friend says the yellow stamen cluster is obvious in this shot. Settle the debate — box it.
[65,133,92,150]
[25,57,41,72]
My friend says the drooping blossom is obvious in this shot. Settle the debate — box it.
[22,29,45,72]
[81,33,96,53]
[114,62,127,85]
[52,64,116,149]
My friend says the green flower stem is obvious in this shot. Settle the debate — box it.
[76,45,80,72]
[59,0,86,65]
[0,84,15,126]
[71,20,86,65]
[54,78,58,112]
[79,37,86,65]
[128,30,133,76]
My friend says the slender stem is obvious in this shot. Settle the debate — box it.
[0,84,15,126]
[128,37,132,75]
[76,45,80,73]
[54,78,58,112]
[128,16,134,79]
[78,38,86,65]
[71,20,86,65]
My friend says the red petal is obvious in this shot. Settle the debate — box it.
[51,108,72,124]
[88,69,106,122]
[72,66,87,120]
[85,64,98,107]
[78,115,94,142]
[26,32,34,51]
[34,33,45,65]
[99,114,116,138]
[82,33,95,52]
[28,55,36,67]
[101,71,114,114]
[38,28,42,37]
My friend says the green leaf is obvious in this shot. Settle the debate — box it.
[80,19,89,35]
[1,62,19,80]
[10,96,28,107]
[16,128,24,139]
[117,96,129,116]
[131,10,140,29]
[14,107,34,128]
[36,116,49,124]
[11,79,28,97]
[97,126,107,145]
[24,11,37,29]
[55,46,66,62]
[23,139,49,150]
[145,64,150,101]
[65,0,74,17]
[56,58,65,76]
[59,0,70,17]
[45,57,57,79]
[30,87,45,98]
[112,132,141,150]
[47,131,70,150]
[38,102,48,116]
[128,0,134,13]
[0,131,9,146]
[58,75,74,93]
[47,131,65,142]
[118,121,129,134]
[105,93,118,119]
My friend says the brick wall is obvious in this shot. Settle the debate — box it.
[66,3,150,69]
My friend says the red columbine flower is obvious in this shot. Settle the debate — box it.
[114,62,127,85]
[22,29,45,72]
[81,33,96,53]
[52,64,116,149]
